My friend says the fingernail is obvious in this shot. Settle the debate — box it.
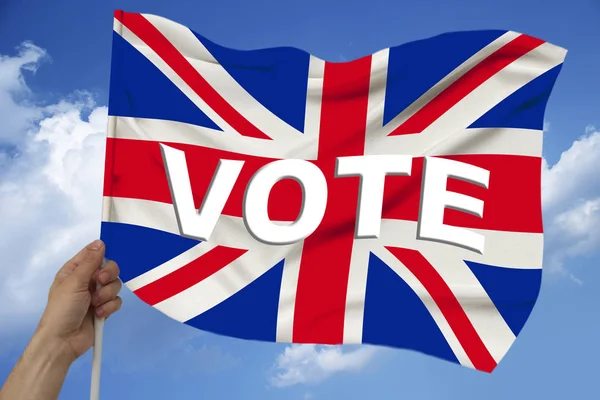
[89,240,103,251]
[99,271,108,283]
[96,307,104,318]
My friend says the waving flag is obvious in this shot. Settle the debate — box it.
[101,10,566,372]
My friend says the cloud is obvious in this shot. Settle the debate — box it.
[270,344,377,388]
[0,41,48,146]
[0,41,239,378]
[0,44,104,326]
[553,198,600,240]
[0,40,107,331]
[542,126,600,211]
[542,126,600,279]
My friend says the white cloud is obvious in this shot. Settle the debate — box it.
[0,42,107,332]
[0,42,240,378]
[0,41,48,145]
[554,198,600,241]
[544,197,600,282]
[270,345,377,388]
[542,126,600,279]
[542,127,600,210]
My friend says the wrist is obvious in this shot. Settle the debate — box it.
[0,323,75,400]
[30,325,77,367]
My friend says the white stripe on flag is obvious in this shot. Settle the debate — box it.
[153,249,285,322]
[140,13,313,141]
[414,42,566,145]
[373,246,475,369]
[371,31,520,136]
[103,196,543,269]
[108,116,318,159]
[125,242,215,291]
[365,127,543,157]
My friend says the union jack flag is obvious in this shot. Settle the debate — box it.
[101,10,566,372]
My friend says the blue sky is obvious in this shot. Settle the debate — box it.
[0,0,598,399]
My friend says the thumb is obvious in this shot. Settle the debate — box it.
[71,239,105,284]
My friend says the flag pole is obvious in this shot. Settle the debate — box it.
[91,120,116,399]
[90,64,119,397]
[90,259,108,400]
[90,317,104,400]
[91,11,122,399]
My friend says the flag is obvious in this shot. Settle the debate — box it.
[101,10,566,373]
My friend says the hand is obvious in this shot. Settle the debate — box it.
[37,239,123,362]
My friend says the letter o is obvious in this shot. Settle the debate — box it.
[243,159,327,245]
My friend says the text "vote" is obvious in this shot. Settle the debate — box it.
[160,144,490,254]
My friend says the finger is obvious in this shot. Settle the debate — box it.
[89,270,99,294]
[65,244,89,268]
[53,243,90,283]
[72,240,105,284]
[96,260,120,285]
[95,296,122,318]
[91,279,122,307]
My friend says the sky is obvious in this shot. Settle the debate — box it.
[0,0,598,399]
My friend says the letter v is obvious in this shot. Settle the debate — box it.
[160,144,244,241]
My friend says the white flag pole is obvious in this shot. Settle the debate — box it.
[90,259,107,400]
[90,43,119,396]
[90,317,105,400]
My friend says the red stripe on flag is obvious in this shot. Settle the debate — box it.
[390,34,545,135]
[134,245,247,306]
[103,137,303,221]
[381,154,543,233]
[103,137,543,234]
[384,247,498,373]
[114,12,272,140]
[291,57,372,344]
